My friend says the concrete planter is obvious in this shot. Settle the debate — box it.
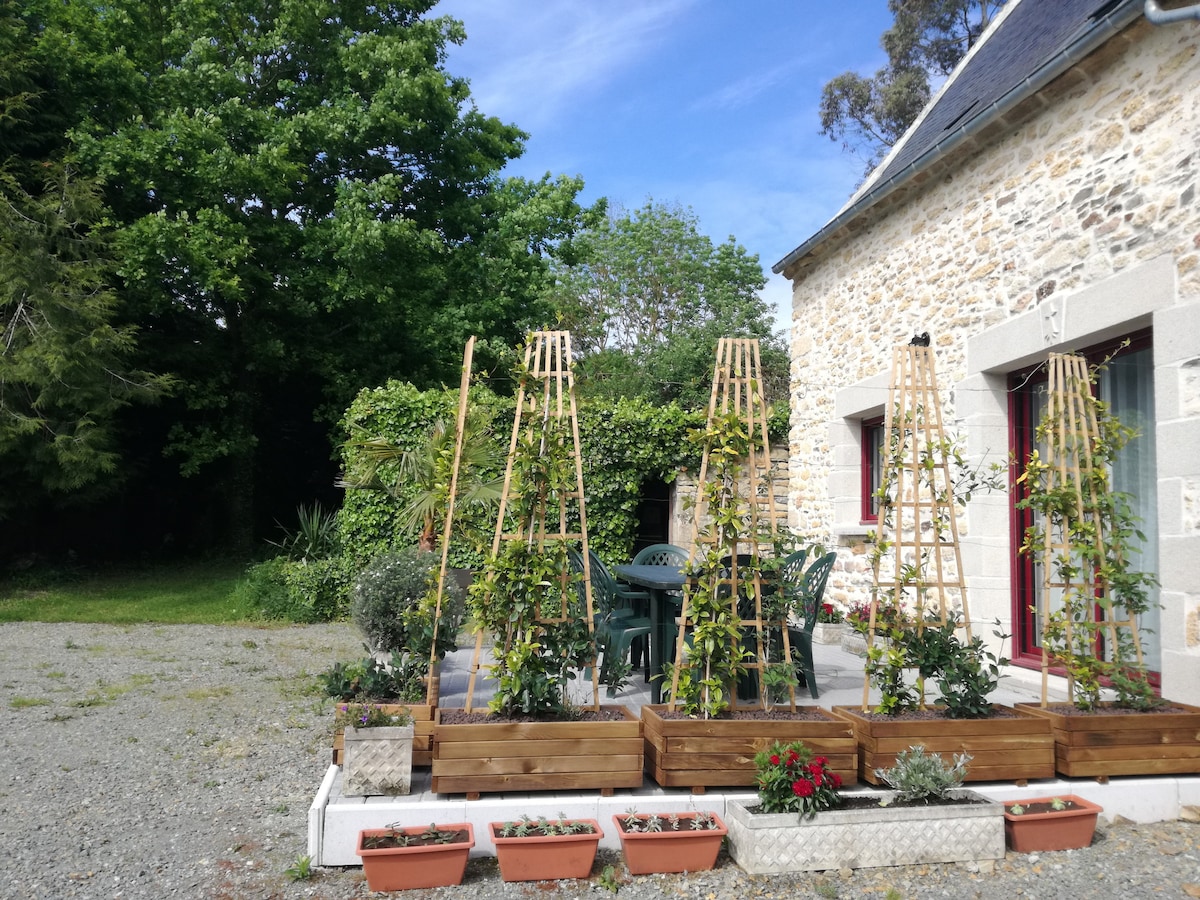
[812,622,847,644]
[342,724,414,796]
[725,790,1004,874]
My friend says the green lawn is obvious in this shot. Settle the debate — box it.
[0,560,256,625]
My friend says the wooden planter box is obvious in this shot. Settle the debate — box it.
[1014,701,1200,778]
[332,700,436,769]
[641,704,858,792]
[431,707,643,798]
[331,676,439,768]
[832,704,1055,785]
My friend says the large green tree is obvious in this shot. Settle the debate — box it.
[546,201,787,410]
[21,0,593,553]
[0,1,169,517]
[820,0,1006,171]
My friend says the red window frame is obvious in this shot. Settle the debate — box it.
[1007,329,1156,684]
[861,415,885,524]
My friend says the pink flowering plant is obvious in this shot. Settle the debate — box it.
[753,740,843,818]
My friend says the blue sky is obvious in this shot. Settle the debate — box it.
[431,0,896,331]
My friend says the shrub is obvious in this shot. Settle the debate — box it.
[352,548,465,658]
[238,555,356,623]
[874,745,971,803]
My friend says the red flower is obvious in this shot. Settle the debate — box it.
[812,772,824,786]
[813,756,828,767]
[792,779,815,797]
[786,749,800,765]
[806,762,823,775]
[769,754,781,766]
[830,773,843,789]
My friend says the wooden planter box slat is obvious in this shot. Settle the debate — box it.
[641,704,858,791]
[332,701,435,767]
[1014,701,1200,778]
[832,705,1055,784]
[431,706,643,797]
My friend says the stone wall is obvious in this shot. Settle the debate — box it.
[781,18,1200,699]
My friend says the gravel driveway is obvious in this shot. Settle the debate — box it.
[1,621,1197,899]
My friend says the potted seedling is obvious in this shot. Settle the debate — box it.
[1002,795,1103,852]
[489,814,603,882]
[612,809,726,874]
[335,702,414,796]
[355,821,474,891]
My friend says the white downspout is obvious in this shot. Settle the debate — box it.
[1145,0,1200,23]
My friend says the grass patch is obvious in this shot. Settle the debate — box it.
[10,696,50,709]
[0,560,257,625]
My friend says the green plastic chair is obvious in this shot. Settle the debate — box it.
[786,551,837,700]
[569,550,654,697]
[625,543,688,677]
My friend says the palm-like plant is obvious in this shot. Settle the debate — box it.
[341,408,503,553]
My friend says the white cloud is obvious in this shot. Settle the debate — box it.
[436,0,697,130]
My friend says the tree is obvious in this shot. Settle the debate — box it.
[819,1,1006,172]
[545,201,787,410]
[0,1,169,517]
[24,0,593,553]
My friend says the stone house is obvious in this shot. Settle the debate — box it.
[774,0,1200,704]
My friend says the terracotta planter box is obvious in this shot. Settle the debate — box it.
[431,707,643,797]
[1015,700,1200,778]
[613,812,726,874]
[490,819,602,882]
[725,790,1004,874]
[832,704,1055,784]
[642,704,857,791]
[356,824,473,891]
[1003,795,1102,852]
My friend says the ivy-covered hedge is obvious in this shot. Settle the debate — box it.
[336,384,716,564]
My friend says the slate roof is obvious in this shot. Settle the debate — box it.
[772,0,1145,275]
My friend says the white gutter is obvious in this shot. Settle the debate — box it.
[772,1,1144,276]
[1145,0,1200,23]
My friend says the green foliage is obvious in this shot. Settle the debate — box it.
[819,1,1007,171]
[546,201,789,411]
[865,615,1006,718]
[284,854,313,881]
[332,701,412,730]
[754,740,844,818]
[15,0,595,551]
[319,654,426,704]
[238,555,356,623]
[351,547,465,662]
[1016,355,1161,711]
[670,409,795,717]
[269,503,340,561]
[338,382,510,567]
[875,745,971,803]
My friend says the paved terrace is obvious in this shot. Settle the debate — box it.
[308,639,1200,865]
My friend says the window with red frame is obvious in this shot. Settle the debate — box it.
[1008,330,1159,679]
[861,416,885,523]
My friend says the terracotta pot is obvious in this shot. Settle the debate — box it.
[355,824,473,891]
[489,818,603,882]
[613,812,726,874]
[1003,795,1102,852]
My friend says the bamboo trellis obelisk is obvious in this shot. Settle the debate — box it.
[669,337,794,712]
[425,336,476,707]
[1035,352,1145,704]
[864,343,971,709]
[463,331,599,710]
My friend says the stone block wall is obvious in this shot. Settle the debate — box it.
[780,18,1200,700]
